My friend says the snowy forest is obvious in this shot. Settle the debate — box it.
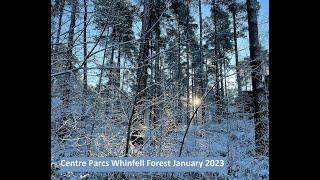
[51,0,269,179]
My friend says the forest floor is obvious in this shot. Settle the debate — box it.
[51,101,269,179]
[173,111,269,179]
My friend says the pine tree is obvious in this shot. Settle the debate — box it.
[198,0,206,124]
[81,0,88,128]
[125,0,153,155]
[246,0,269,156]
[59,0,78,139]
[52,0,66,46]
[225,0,248,97]
[204,0,232,123]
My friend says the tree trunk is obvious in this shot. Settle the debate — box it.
[246,0,269,156]
[186,2,190,125]
[213,1,221,123]
[55,0,65,46]
[108,36,115,98]
[98,28,110,93]
[223,55,228,120]
[125,0,152,155]
[116,36,121,88]
[63,0,77,110]
[60,0,77,138]
[232,6,242,95]
[186,44,190,124]
[83,0,88,97]
[177,27,182,125]
[153,3,161,127]
[198,0,205,124]
[149,38,154,125]
[219,49,224,103]
[81,0,88,127]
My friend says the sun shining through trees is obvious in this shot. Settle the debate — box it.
[192,96,202,107]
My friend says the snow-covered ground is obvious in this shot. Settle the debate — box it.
[51,104,269,179]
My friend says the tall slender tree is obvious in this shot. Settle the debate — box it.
[186,0,191,125]
[54,0,66,46]
[230,1,241,95]
[198,0,206,124]
[226,0,247,96]
[153,0,162,127]
[125,0,153,155]
[59,0,78,138]
[83,0,88,97]
[246,0,268,156]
